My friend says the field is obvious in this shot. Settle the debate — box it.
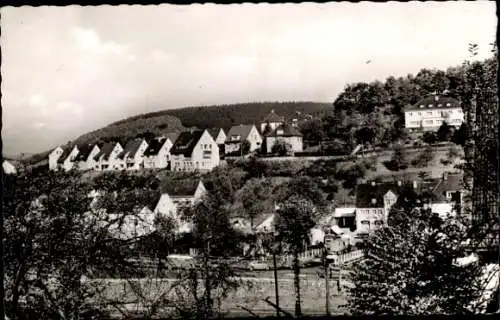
[90,273,352,318]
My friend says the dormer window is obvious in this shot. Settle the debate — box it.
[438,104,442,107]
[371,198,377,205]
[277,129,284,135]
[446,103,451,107]
[429,104,433,108]
[420,105,424,108]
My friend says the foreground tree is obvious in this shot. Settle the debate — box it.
[348,198,487,315]
[179,193,241,319]
[275,197,316,317]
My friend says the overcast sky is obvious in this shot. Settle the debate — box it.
[1,2,496,156]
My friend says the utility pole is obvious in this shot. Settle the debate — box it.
[323,246,331,316]
[273,231,280,317]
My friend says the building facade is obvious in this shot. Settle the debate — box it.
[404,95,464,131]
[265,123,303,154]
[170,130,220,172]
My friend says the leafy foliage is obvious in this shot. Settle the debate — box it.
[271,139,292,156]
[348,200,485,315]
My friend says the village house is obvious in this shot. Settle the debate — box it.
[48,146,64,171]
[154,179,206,234]
[428,171,465,218]
[354,181,409,235]
[74,143,101,171]
[143,134,178,169]
[117,138,149,170]
[3,159,17,175]
[57,144,81,171]
[290,111,313,128]
[225,124,262,155]
[170,130,220,172]
[265,123,303,154]
[93,142,124,171]
[208,128,227,146]
[260,109,285,134]
[405,94,464,132]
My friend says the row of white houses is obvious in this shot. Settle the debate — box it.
[48,110,306,173]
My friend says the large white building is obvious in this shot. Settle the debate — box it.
[404,95,464,132]
[170,130,220,172]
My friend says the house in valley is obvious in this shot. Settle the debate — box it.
[265,123,303,154]
[254,213,276,234]
[117,138,149,170]
[404,95,464,132]
[260,109,285,134]
[208,128,227,145]
[143,133,179,169]
[225,124,262,156]
[154,179,206,234]
[170,130,220,172]
[354,181,409,235]
[93,142,124,171]
[48,146,64,171]
[290,111,313,128]
[56,145,81,171]
[74,144,100,171]
[3,160,17,175]
[429,172,465,218]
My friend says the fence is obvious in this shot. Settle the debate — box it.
[280,249,364,266]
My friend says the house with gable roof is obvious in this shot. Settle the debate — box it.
[405,94,464,132]
[48,146,64,171]
[170,130,219,172]
[354,181,412,234]
[290,111,313,128]
[428,171,465,218]
[265,123,303,154]
[117,138,149,170]
[75,143,101,171]
[154,179,206,234]
[143,133,179,169]
[55,144,81,171]
[260,109,285,134]
[3,159,17,175]
[208,128,227,146]
[93,142,124,171]
[225,124,262,155]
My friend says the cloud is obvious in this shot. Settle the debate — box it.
[71,27,131,56]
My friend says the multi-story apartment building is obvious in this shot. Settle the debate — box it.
[405,95,464,132]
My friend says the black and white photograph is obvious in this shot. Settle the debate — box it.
[1,1,499,319]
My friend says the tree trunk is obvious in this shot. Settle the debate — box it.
[293,251,302,317]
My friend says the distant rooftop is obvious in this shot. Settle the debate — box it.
[406,95,461,111]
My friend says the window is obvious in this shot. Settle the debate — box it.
[427,111,433,116]
[418,112,422,116]
[374,220,383,227]
[361,220,370,225]
[408,112,412,116]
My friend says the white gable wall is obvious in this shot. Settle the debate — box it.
[247,126,263,152]
[62,145,79,171]
[48,146,64,171]
[190,130,220,171]
[215,130,227,145]
[79,145,100,171]
[126,140,149,170]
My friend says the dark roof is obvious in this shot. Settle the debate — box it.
[170,130,205,157]
[225,125,256,143]
[268,123,303,137]
[74,144,97,162]
[165,132,180,144]
[207,128,222,140]
[262,109,285,123]
[93,142,117,161]
[161,179,202,197]
[57,146,73,164]
[355,182,410,208]
[432,172,464,202]
[406,95,461,111]
[144,137,167,156]
[118,139,144,160]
